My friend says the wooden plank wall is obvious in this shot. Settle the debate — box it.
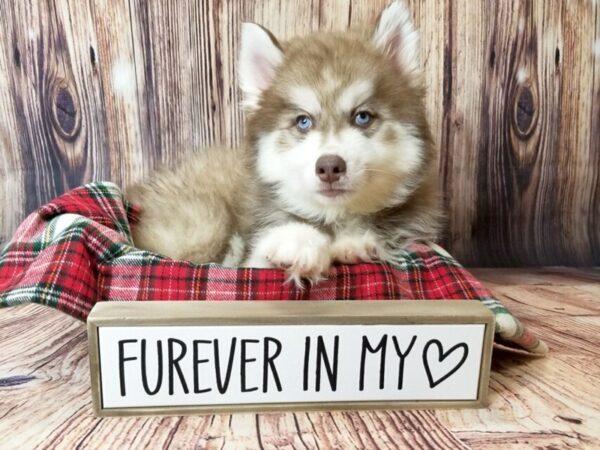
[0,0,598,266]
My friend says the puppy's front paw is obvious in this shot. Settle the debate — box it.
[331,231,384,264]
[246,223,332,285]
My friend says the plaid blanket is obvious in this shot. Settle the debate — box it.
[0,182,546,354]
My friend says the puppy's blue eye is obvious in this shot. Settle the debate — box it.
[296,115,313,131]
[354,111,373,127]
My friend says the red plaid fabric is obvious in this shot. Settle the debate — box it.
[0,182,547,354]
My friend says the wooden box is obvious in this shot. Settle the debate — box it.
[87,300,494,417]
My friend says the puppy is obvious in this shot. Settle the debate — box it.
[126,1,443,285]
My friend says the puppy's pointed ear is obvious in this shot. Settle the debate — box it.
[372,1,421,74]
[238,23,283,110]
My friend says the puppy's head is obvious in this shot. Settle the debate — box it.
[240,1,433,223]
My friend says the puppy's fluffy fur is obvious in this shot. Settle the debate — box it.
[127,1,443,284]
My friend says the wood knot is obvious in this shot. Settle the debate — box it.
[90,46,96,66]
[512,85,537,138]
[0,375,37,387]
[13,45,21,67]
[51,81,80,140]
[489,49,496,69]
[555,415,583,425]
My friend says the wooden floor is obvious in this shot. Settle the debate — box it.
[0,268,599,449]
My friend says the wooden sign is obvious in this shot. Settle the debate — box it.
[87,300,494,417]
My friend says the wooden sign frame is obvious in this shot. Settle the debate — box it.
[87,300,494,417]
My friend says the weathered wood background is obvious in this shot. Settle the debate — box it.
[0,0,598,266]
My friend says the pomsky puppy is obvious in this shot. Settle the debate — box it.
[127,0,443,285]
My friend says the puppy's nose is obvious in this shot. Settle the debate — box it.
[315,154,347,183]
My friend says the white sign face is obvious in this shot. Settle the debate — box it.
[97,324,486,409]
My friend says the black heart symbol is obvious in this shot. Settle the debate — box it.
[423,339,469,388]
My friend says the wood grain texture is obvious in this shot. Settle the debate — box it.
[1,268,599,449]
[0,0,598,266]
